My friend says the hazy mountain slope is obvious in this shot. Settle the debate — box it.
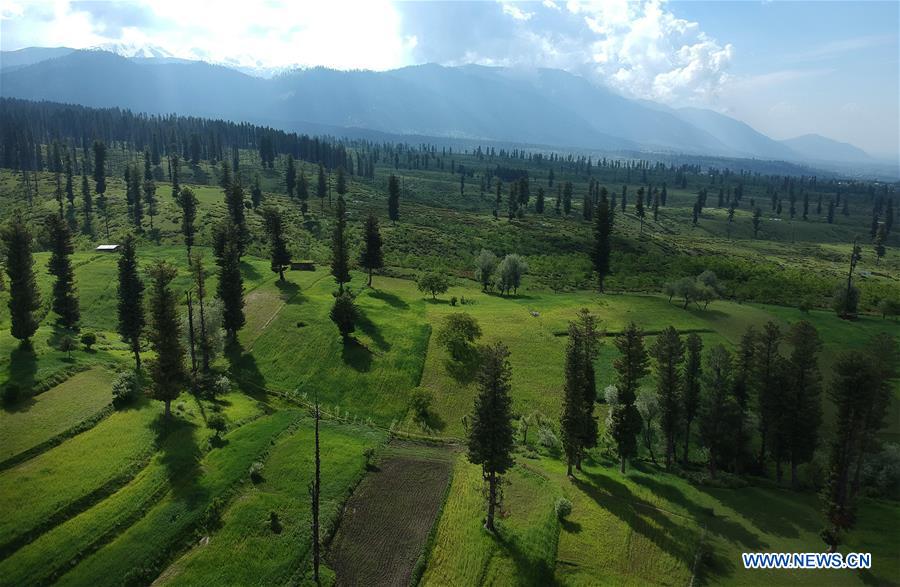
[0,49,876,166]
[779,134,873,163]
[0,47,74,71]
[675,107,798,160]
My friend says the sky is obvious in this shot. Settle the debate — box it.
[1,0,898,158]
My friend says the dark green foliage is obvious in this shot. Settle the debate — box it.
[251,174,263,209]
[111,369,142,408]
[214,220,245,340]
[436,312,482,369]
[591,196,612,292]
[783,320,823,488]
[682,333,703,465]
[335,166,347,196]
[146,261,186,417]
[330,291,358,339]
[560,309,600,475]
[467,342,515,532]
[611,322,648,472]
[317,164,327,208]
[359,214,384,287]
[117,234,144,369]
[263,208,291,281]
[1,213,41,342]
[45,214,79,329]
[417,271,449,299]
[285,155,296,198]
[699,345,738,477]
[225,182,248,254]
[652,326,683,469]
[331,195,351,292]
[80,331,97,350]
[93,141,109,237]
[474,249,498,292]
[754,321,781,471]
[177,187,198,258]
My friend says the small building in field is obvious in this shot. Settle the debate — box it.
[95,244,120,252]
[290,260,316,271]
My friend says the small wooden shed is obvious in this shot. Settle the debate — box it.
[290,260,316,271]
[95,244,120,252]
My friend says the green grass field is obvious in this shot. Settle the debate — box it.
[1,142,898,586]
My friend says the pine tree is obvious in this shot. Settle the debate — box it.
[45,214,80,330]
[591,196,612,292]
[560,309,600,476]
[535,187,545,214]
[821,352,878,551]
[317,164,327,211]
[755,321,782,472]
[214,221,245,341]
[81,173,93,235]
[2,213,41,343]
[563,181,573,215]
[192,254,212,374]
[263,208,291,281]
[130,163,143,230]
[297,170,309,213]
[251,174,263,209]
[682,333,703,465]
[784,320,823,489]
[359,214,384,287]
[147,260,186,418]
[732,326,756,473]
[336,166,347,197]
[117,234,145,370]
[611,322,648,472]
[467,342,515,532]
[285,155,296,198]
[225,182,248,254]
[652,326,684,469]
[178,187,199,261]
[93,141,109,238]
[331,195,351,292]
[388,174,400,222]
[699,344,737,477]
[144,179,157,230]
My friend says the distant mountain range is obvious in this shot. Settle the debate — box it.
[0,46,888,172]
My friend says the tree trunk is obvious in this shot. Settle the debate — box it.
[132,339,141,371]
[198,294,209,373]
[279,268,285,282]
[368,268,373,287]
[791,459,799,490]
[709,450,716,478]
[620,455,626,474]
[485,470,497,532]
[683,421,692,465]
[164,399,171,418]
[186,291,197,376]
[566,461,573,477]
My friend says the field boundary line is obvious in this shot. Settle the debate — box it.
[0,402,114,472]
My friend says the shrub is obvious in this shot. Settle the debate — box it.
[449,296,458,306]
[269,511,282,534]
[111,370,141,407]
[409,387,433,424]
[59,334,77,358]
[862,443,900,499]
[249,461,264,483]
[80,331,97,350]
[417,271,449,299]
[538,424,560,449]
[832,284,860,317]
[555,497,573,520]
[330,291,358,338]
[363,447,376,468]
[207,413,227,437]
[435,313,482,363]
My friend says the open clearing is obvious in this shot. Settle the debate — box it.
[327,442,454,586]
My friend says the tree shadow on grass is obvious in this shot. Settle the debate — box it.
[152,412,205,505]
[274,279,302,304]
[357,309,390,352]
[495,525,559,586]
[341,337,373,372]
[629,474,766,550]
[572,470,699,573]
[692,484,819,541]
[560,518,582,534]
[368,289,410,310]
[225,341,268,400]
[3,343,38,412]
[240,260,262,282]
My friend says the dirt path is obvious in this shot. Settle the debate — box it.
[327,443,454,586]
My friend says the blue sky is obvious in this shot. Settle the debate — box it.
[1,0,897,158]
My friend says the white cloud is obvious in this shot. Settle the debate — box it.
[568,0,733,103]
[500,1,535,22]
[3,0,416,71]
